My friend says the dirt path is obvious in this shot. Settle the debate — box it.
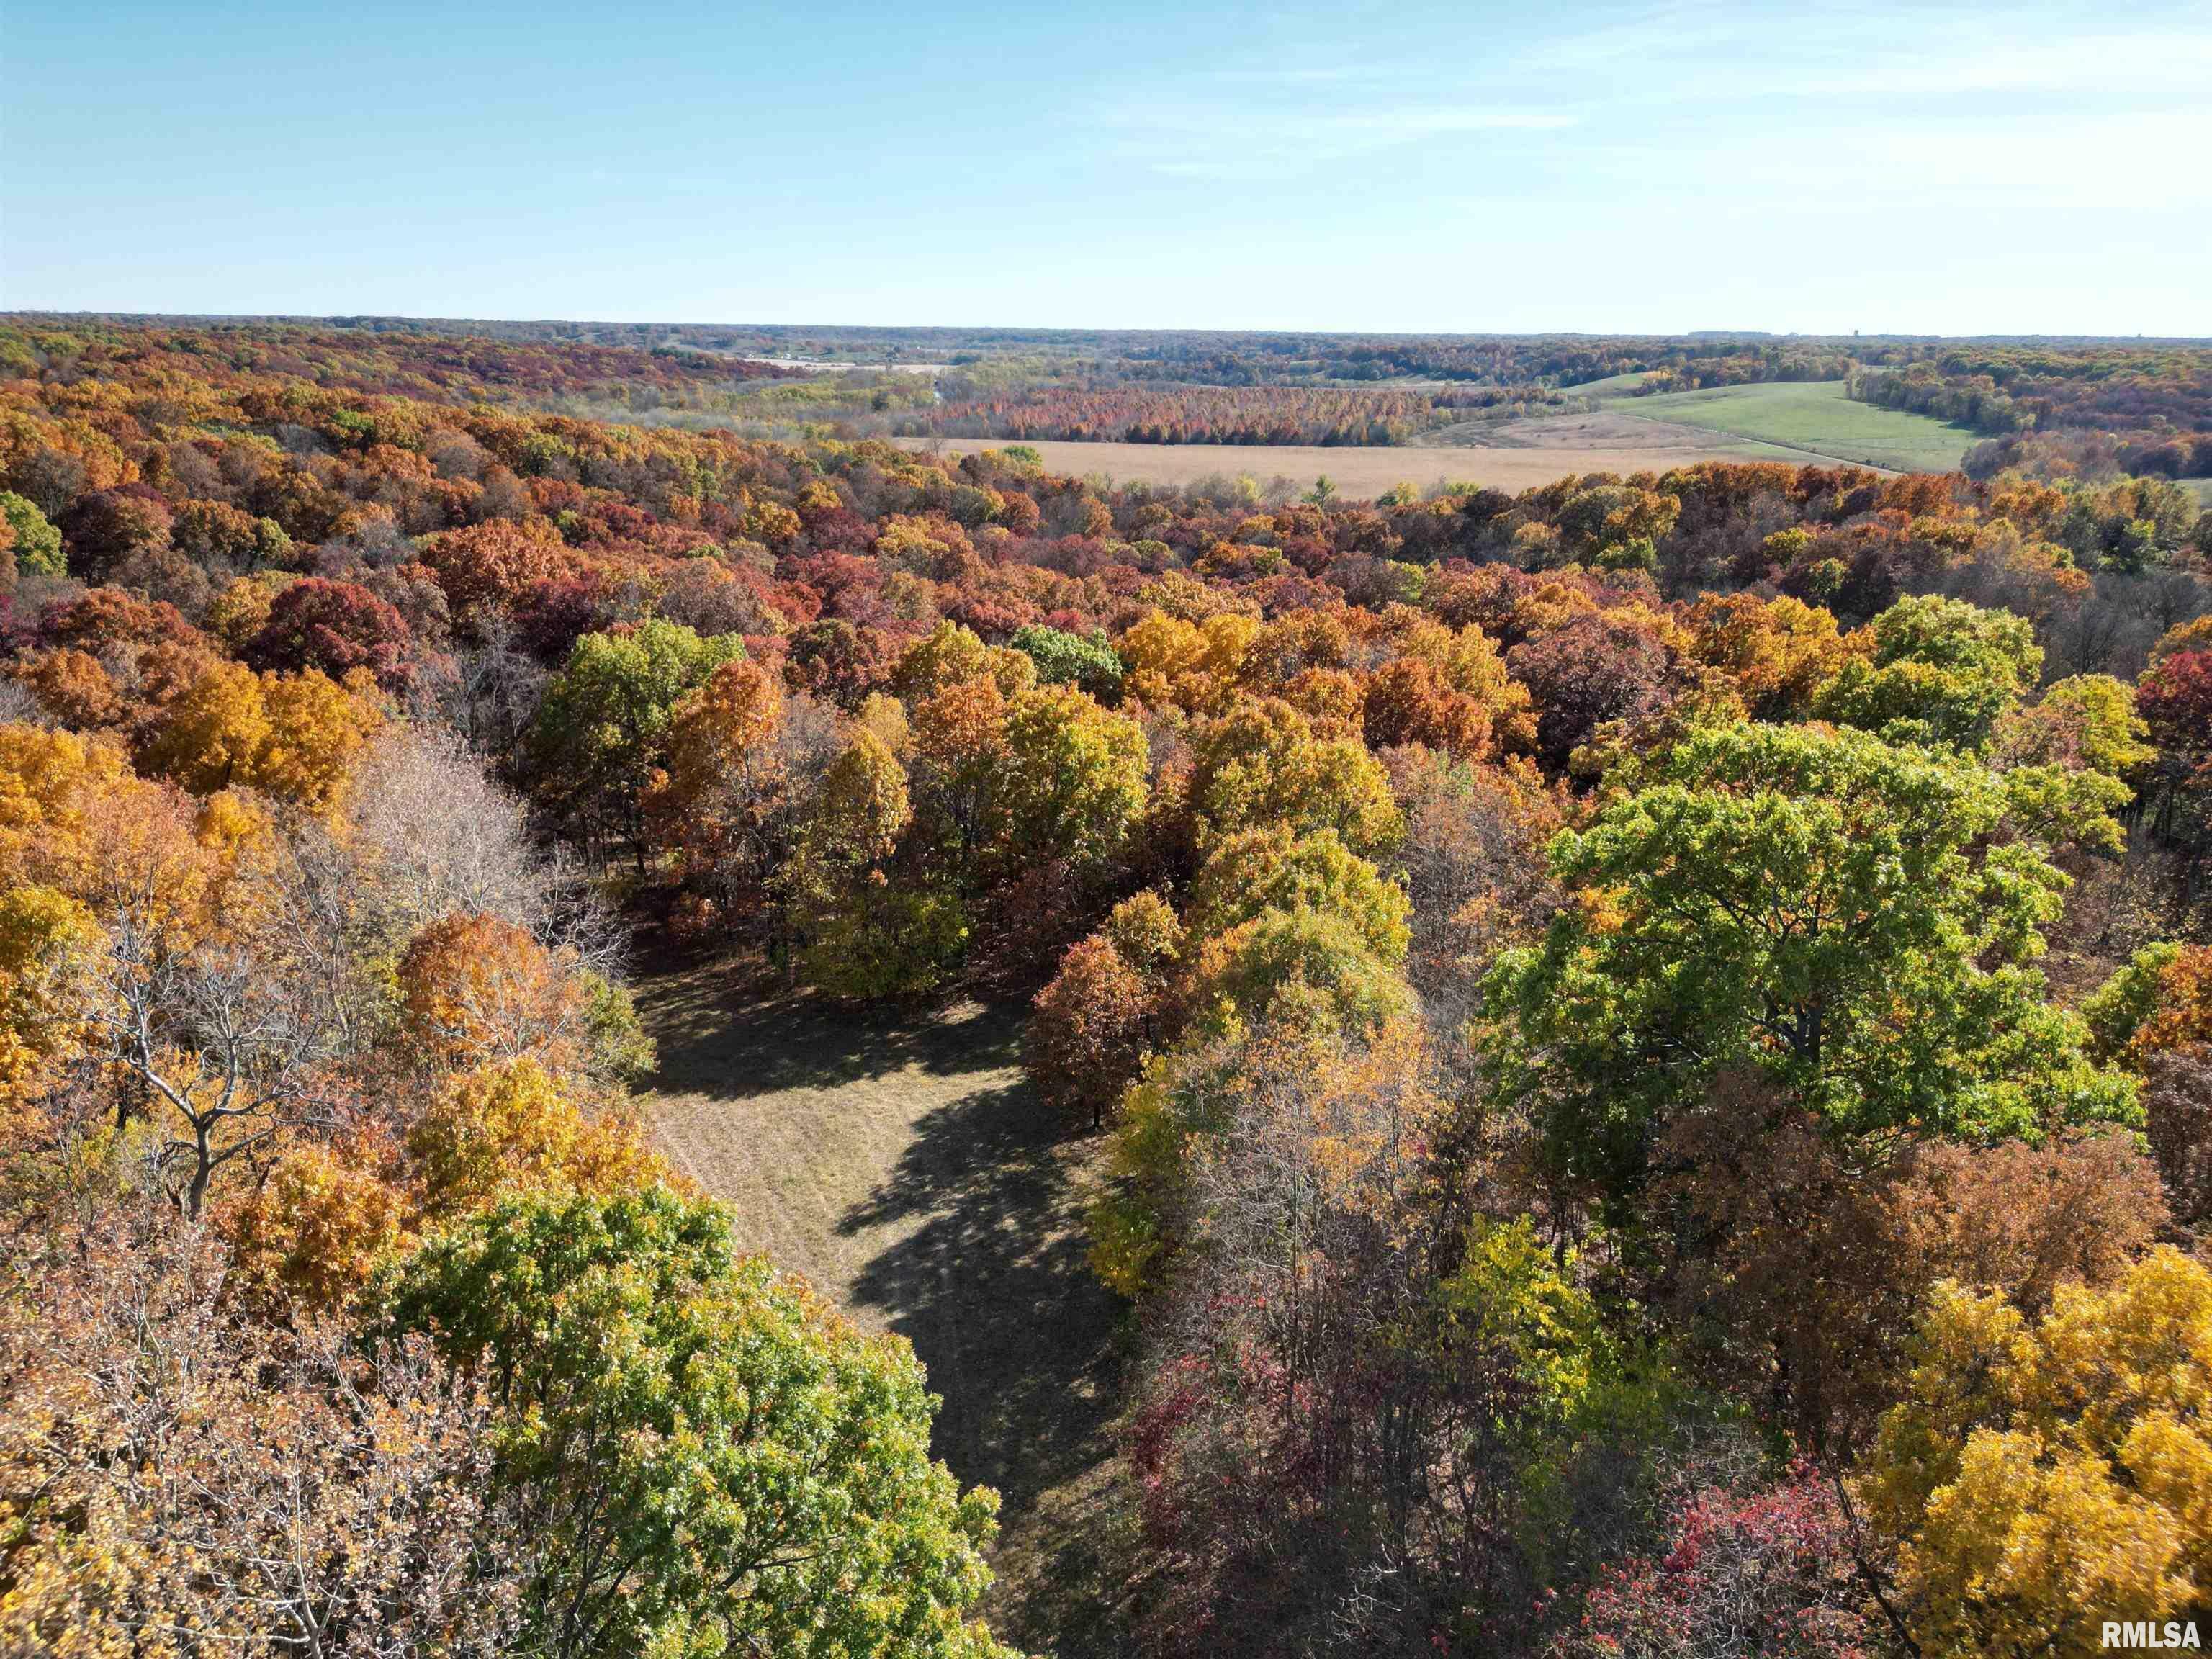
[636,958,1133,1653]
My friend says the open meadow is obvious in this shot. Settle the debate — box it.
[637,961,1135,1656]
[891,378,1995,496]
[1610,378,1982,472]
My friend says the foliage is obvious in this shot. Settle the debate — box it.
[1187,698,1402,858]
[1857,1249,2212,1656]
[1655,1072,2165,1455]
[529,619,745,845]
[1683,592,1860,720]
[138,659,385,813]
[997,683,1148,873]
[1487,722,2134,1205]
[1185,824,1409,963]
[6,316,2212,1659]
[2082,942,2186,1063]
[1814,593,2041,750]
[1026,935,1154,1130]
[1506,611,1682,770]
[1553,1466,1885,1659]
[0,490,64,577]
[241,575,414,691]
[1010,622,1123,701]
[377,1186,1011,1659]
[397,911,590,1073]
[0,1211,523,1658]
[404,1056,665,1221]
[1187,908,1412,1040]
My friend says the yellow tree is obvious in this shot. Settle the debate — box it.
[1683,591,1860,719]
[890,619,1035,704]
[0,885,99,1106]
[1857,1248,2212,1657]
[253,667,384,813]
[1187,698,1402,860]
[404,1056,667,1222]
[139,657,271,796]
[909,676,1010,882]
[995,685,1148,874]
[140,662,382,814]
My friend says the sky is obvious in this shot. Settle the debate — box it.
[4,0,2208,335]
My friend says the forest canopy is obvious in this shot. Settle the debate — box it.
[2,315,2211,1658]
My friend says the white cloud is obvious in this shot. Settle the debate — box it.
[1091,4,2212,186]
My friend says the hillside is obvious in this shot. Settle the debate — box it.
[1613,379,1982,472]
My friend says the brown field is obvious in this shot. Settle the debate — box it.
[637,959,1135,1655]
[897,415,1858,498]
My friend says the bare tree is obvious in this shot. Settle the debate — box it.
[347,723,625,976]
[0,1202,523,1655]
[92,909,339,1219]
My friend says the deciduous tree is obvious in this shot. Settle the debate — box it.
[377,1187,1012,1659]
[1488,722,2134,1207]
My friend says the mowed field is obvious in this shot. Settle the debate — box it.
[1610,379,1982,473]
[636,960,1134,1655]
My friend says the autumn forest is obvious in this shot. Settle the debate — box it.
[4,311,2212,1659]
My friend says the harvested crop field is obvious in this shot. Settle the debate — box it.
[637,958,1134,1655]
[896,425,1854,498]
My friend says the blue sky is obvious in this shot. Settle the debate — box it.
[4,1,2208,334]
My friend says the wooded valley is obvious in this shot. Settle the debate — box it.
[4,315,2212,1657]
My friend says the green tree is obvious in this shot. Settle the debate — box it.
[1485,722,2134,1206]
[1189,908,1412,1041]
[529,620,745,854]
[2082,942,2185,1063]
[783,729,968,997]
[1009,624,1125,702]
[0,491,64,577]
[1814,593,2041,750]
[1976,673,2145,860]
[378,1187,1012,1659]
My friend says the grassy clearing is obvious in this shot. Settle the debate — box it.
[637,959,1138,1656]
[1568,369,1665,398]
[1613,379,1979,472]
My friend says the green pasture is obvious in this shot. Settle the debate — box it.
[1617,379,1979,472]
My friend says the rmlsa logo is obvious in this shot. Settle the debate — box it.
[2105,1624,2202,1650]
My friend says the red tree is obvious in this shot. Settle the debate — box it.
[243,577,414,691]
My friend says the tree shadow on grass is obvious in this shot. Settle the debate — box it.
[640,957,1135,1652]
[839,1056,1133,1654]
[840,1072,1117,1506]
[640,962,1025,1100]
